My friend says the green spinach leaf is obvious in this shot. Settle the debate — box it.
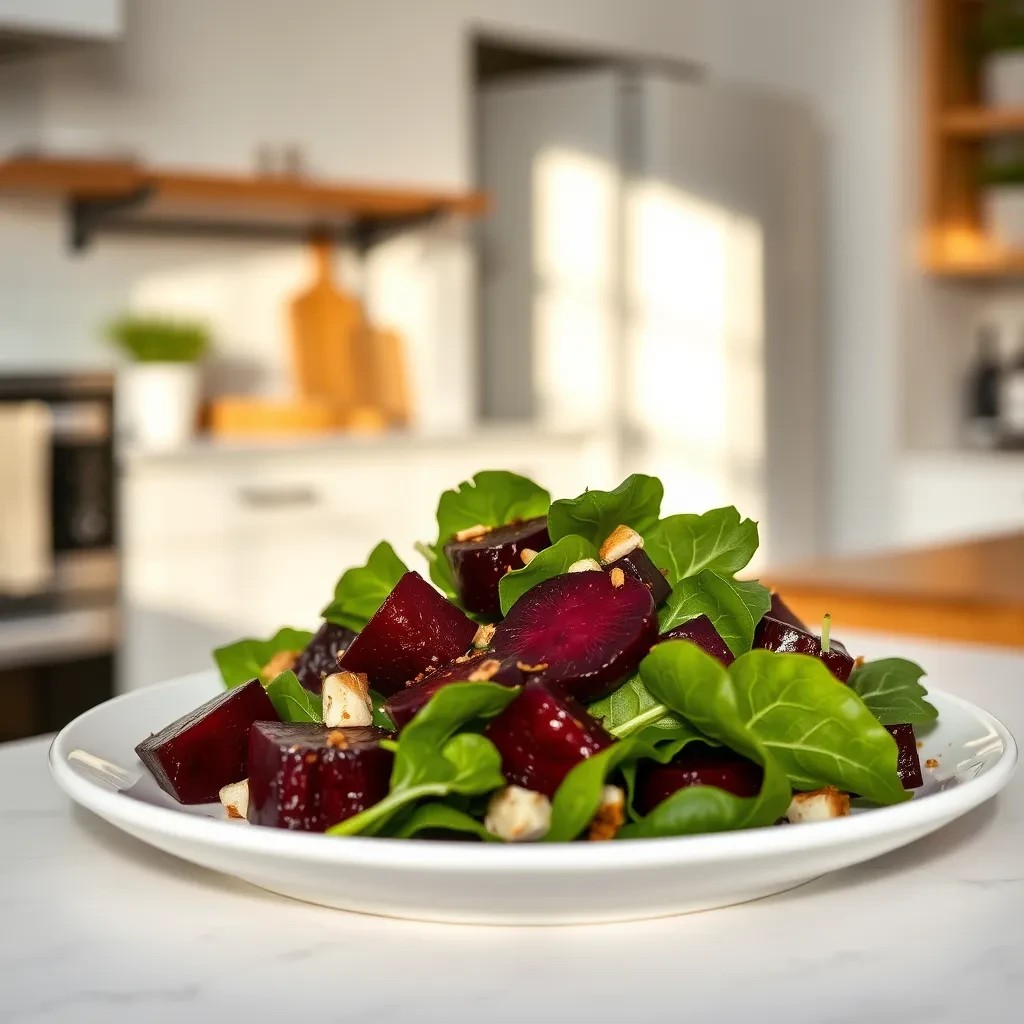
[321,541,408,631]
[498,535,598,614]
[847,658,937,726]
[619,725,714,821]
[659,570,771,656]
[389,802,497,841]
[646,507,759,582]
[370,691,395,730]
[265,670,322,723]
[423,471,551,600]
[547,474,663,547]
[327,681,518,836]
[213,627,314,689]
[587,673,684,737]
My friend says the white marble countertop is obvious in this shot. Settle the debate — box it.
[2,633,1022,1024]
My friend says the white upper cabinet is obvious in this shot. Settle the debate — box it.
[0,0,121,44]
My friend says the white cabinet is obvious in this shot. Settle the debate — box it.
[119,431,612,692]
[0,0,121,41]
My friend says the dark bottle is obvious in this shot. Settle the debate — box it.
[965,326,1001,448]
[999,334,1024,446]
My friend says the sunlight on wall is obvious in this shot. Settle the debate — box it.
[532,147,618,431]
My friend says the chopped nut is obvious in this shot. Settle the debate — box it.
[454,523,491,542]
[599,524,644,564]
[587,785,625,841]
[468,658,502,681]
[516,660,549,673]
[786,786,850,823]
[567,557,602,573]
[326,730,349,749]
[484,786,551,842]
[609,567,626,588]
[520,548,538,566]
[925,757,939,769]
[219,779,249,820]
[854,655,866,669]
[260,648,299,682]
[472,623,497,650]
[323,670,373,728]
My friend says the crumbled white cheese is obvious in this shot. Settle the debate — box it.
[219,779,249,820]
[322,670,373,728]
[484,785,552,842]
[786,786,851,823]
[599,524,644,564]
[567,558,602,573]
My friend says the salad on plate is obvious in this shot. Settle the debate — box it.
[134,470,938,844]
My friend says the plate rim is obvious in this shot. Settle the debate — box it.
[49,671,1019,872]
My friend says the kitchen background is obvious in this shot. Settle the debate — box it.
[1,0,1022,741]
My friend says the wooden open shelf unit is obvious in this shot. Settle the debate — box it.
[0,156,488,253]
[923,0,1024,276]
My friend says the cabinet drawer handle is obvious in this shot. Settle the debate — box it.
[236,485,320,509]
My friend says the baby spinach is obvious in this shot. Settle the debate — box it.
[659,570,771,656]
[848,658,937,726]
[265,670,322,723]
[646,507,759,582]
[547,473,663,547]
[619,725,715,822]
[498,535,598,614]
[587,673,684,737]
[389,802,498,841]
[321,541,408,632]
[213,627,314,689]
[422,470,551,600]
[327,682,518,836]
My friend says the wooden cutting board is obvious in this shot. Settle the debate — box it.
[289,239,365,406]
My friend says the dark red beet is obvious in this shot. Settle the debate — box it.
[606,548,671,606]
[769,592,807,631]
[338,571,476,696]
[635,742,764,814]
[490,570,658,703]
[885,723,924,790]
[485,680,614,797]
[247,723,393,831]
[293,621,358,694]
[384,652,525,730]
[754,615,854,683]
[658,614,734,666]
[135,679,277,804]
[444,516,551,619]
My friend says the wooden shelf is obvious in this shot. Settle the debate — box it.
[942,105,1024,136]
[0,156,488,252]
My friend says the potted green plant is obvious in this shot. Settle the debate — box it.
[980,156,1024,248]
[977,0,1024,105]
[107,315,210,449]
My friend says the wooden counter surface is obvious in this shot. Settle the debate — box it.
[764,531,1024,649]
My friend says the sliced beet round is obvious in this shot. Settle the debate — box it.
[135,678,278,805]
[754,615,854,683]
[293,621,358,694]
[247,722,393,831]
[885,723,924,790]
[484,680,614,798]
[384,652,526,730]
[490,570,657,703]
[658,614,734,666]
[338,571,476,696]
[635,742,764,815]
[605,547,671,606]
[444,516,551,619]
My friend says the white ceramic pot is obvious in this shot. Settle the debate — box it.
[120,362,201,450]
[983,51,1024,106]
[984,185,1024,249]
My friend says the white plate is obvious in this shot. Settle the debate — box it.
[50,670,1017,925]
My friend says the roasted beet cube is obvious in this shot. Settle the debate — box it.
[384,652,525,730]
[444,516,551,619]
[247,722,393,831]
[605,548,671,606]
[490,570,658,703]
[338,571,476,696]
[885,723,924,790]
[769,591,807,631]
[293,621,358,694]
[485,680,614,797]
[754,615,854,683]
[635,742,764,815]
[658,614,734,666]
[135,679,278,805]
